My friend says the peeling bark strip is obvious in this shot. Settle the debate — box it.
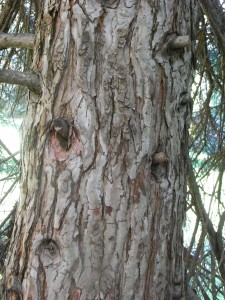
[0,33,34,49]
[4,0,197,299]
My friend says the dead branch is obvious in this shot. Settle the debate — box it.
[0,33,34,49]
[0,69,41,94]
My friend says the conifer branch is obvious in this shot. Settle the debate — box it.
[0,69,41,94]
[0,33,34,49]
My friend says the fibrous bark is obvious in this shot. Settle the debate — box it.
[4,0,197,299]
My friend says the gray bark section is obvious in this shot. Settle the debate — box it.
[4,1,197,299]
[0,33,34,49]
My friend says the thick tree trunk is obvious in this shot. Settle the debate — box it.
[4,1,197,299]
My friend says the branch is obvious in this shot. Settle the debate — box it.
[0,173,19,182]
[0,69,41,94]
[216,211,225,268]
[199,0,225,56]
[187,158,225,281]
[0,139,19,166]
[0,205,16,233]
[0,177,19,205]
[0,151,20,165]
[0,0,20,32]
[169,35,191,49]
[186,287,201,300]
[0,33,34,49]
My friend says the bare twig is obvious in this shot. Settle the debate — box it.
[0,139,19,165]
[0,151,20,165]
[0,178,19,205]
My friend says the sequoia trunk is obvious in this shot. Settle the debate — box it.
[4,1,197,299]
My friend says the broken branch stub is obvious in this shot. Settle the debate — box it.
[169,35,191,49]
[152,152,168,164]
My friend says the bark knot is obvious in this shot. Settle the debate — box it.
[52,117,73,150]
[38,239,61,267]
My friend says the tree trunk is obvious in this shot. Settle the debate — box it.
[4,1,197,299]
